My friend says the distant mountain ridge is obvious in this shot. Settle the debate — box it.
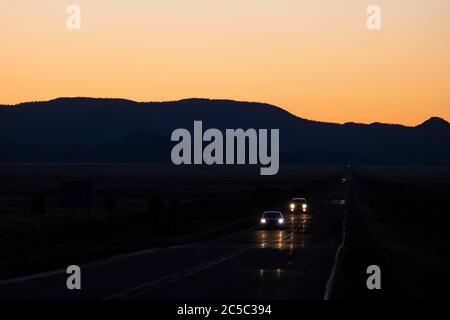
[0,97,449,165]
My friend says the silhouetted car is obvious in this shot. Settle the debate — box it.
[260,211,285,229]
[289,197,308,213]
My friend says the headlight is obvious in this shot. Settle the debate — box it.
[302,204,307,209]
[290,203,295,209]
[278,218,284,224]
[260,218,266,224]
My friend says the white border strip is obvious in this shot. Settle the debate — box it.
[323,198,348,300]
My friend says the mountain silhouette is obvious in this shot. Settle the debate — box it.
[0,98,449,165]
[416,117,450,131]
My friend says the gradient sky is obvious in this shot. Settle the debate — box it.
[1,0,449,125]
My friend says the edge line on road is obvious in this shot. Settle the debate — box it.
[323,180,349,300]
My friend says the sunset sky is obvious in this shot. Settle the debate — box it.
[1,0,449,125]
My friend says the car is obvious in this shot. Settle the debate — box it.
[289,197,308,213]
[260,211,285,229]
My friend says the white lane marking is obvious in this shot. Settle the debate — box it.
[323,198,348,300]
[332,200,346,205]
[0,247,159,286]
[103,248,248,300]
[0,269,65,287]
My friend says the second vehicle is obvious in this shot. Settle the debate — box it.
[289,197,308,213]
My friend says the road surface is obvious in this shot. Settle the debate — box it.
[0,173,413,300]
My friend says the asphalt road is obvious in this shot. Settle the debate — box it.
[0,176,353,300]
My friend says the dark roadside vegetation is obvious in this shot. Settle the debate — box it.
[0,164,342,279]
[331,166,449,299]
[355,166,450,256]
[353,166,450,298]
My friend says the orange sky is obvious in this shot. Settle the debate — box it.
[1,0,449,125]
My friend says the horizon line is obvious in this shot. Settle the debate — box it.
[0,96,448,128]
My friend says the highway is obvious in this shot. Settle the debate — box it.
[0,173,396,300]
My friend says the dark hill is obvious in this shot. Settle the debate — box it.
[0,98,448,165]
